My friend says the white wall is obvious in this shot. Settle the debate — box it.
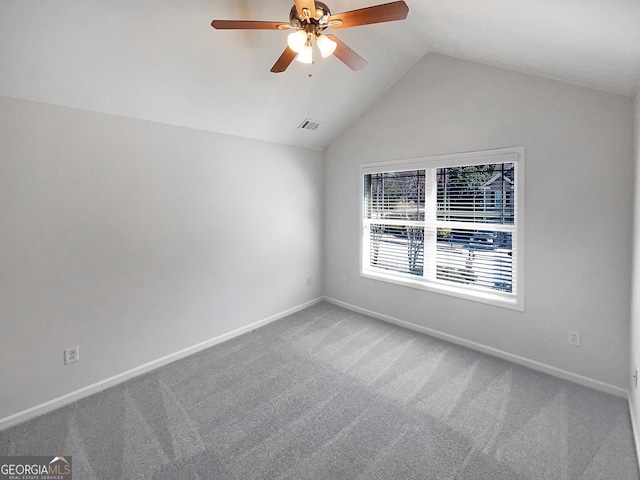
[324,54,634,390]
[0,95,324,421]
[630,83,640,428]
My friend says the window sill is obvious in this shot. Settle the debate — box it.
[361,269,524,312]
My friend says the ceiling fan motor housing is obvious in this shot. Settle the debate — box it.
[289,1,331,31]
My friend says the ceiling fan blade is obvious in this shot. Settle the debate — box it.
[327,1,409,29]
[270,47,298,73]
[211,20,289,30]
[326,35,367,71]
[294,0,316,20]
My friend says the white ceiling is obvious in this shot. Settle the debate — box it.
[1,0,639,150]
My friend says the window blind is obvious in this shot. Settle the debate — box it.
[435,162,515,293]
[437,163,514,224]
[364,170,425,276]
[364,170,425,221]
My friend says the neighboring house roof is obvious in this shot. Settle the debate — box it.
[480,173,514,190]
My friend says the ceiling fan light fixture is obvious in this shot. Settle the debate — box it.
[296,43,313,64]
[316,34,337,58]
[287,30,308,53]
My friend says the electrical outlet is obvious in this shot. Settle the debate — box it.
[64,346,79,365]
[633,370,638,389]
[568,331,581,347]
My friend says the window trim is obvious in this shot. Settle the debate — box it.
[360,147,525,311]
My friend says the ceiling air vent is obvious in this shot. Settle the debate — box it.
[298,118,321,131]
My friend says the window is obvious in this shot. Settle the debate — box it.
[361,148,524,310]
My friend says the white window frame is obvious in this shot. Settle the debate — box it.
[360,147,525,311]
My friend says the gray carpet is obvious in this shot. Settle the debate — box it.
[1,301,638,479]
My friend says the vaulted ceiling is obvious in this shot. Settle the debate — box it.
[1,0,639,149]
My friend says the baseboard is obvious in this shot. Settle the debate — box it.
[0,297,323,431]
[323,296,627,398]
[629,393,640,469]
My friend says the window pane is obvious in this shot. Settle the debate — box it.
[437,163,514,224]
[437,228,512,292]
[370,224,424,276]
[365,170,425,220]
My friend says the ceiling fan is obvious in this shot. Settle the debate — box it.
[211,0,409,73]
